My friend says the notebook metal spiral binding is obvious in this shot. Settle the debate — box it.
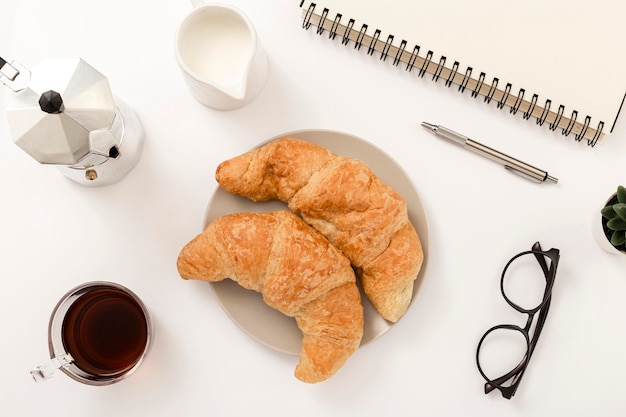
[301,2,605,146]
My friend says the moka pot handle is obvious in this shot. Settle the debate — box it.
[0,56,30,92]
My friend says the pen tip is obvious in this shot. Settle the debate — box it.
[421,121,436,132]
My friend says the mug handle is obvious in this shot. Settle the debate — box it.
[190,0,205,7]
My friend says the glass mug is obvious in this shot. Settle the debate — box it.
[31,281,152,385]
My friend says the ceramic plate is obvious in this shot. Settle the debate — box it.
[203,129,429,354]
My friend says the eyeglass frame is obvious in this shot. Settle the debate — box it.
[476,241,560,399]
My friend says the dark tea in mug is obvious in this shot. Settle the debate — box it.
[61,286,149,377]
[48,282,151,385]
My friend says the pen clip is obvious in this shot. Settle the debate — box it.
[504,165,543,183]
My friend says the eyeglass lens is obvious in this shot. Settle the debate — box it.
[502,251,552,312]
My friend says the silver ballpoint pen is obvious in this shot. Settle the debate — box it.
[421,122,558,184]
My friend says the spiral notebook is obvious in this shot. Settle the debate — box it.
[299,0,626,146]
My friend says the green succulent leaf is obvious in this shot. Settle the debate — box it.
[607,216,626,231]
[601,205,617,219]
[614,203,626,221]
[618,185,626,204]
[611,230,626,246]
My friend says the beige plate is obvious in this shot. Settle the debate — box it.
[203,129,429,355]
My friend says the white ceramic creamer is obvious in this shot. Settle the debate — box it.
[175,2,269,110]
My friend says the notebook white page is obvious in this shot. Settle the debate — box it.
[300,0,626,140]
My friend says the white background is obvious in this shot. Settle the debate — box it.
[1,1,625,416]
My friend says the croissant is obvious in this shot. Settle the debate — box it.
[176,210,364,383]
[215,137,423,322]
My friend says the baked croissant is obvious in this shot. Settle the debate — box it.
[176,210,364,383]
[215,137,423,322]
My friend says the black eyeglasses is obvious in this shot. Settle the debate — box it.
[476,242,560,399]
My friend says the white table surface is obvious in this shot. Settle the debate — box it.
[2,1,626,416]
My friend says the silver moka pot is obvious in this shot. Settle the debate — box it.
[0,57,144,186]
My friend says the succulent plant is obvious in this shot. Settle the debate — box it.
[601,185,626,249]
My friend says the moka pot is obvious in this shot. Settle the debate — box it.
[0,57,143,186]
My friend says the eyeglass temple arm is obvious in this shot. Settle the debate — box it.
[532,243,560,286]
[483,354,526,395]
[531,242,554,280]
[484,369,522,396]
[529,243,558,357]
[528,241,557,358]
